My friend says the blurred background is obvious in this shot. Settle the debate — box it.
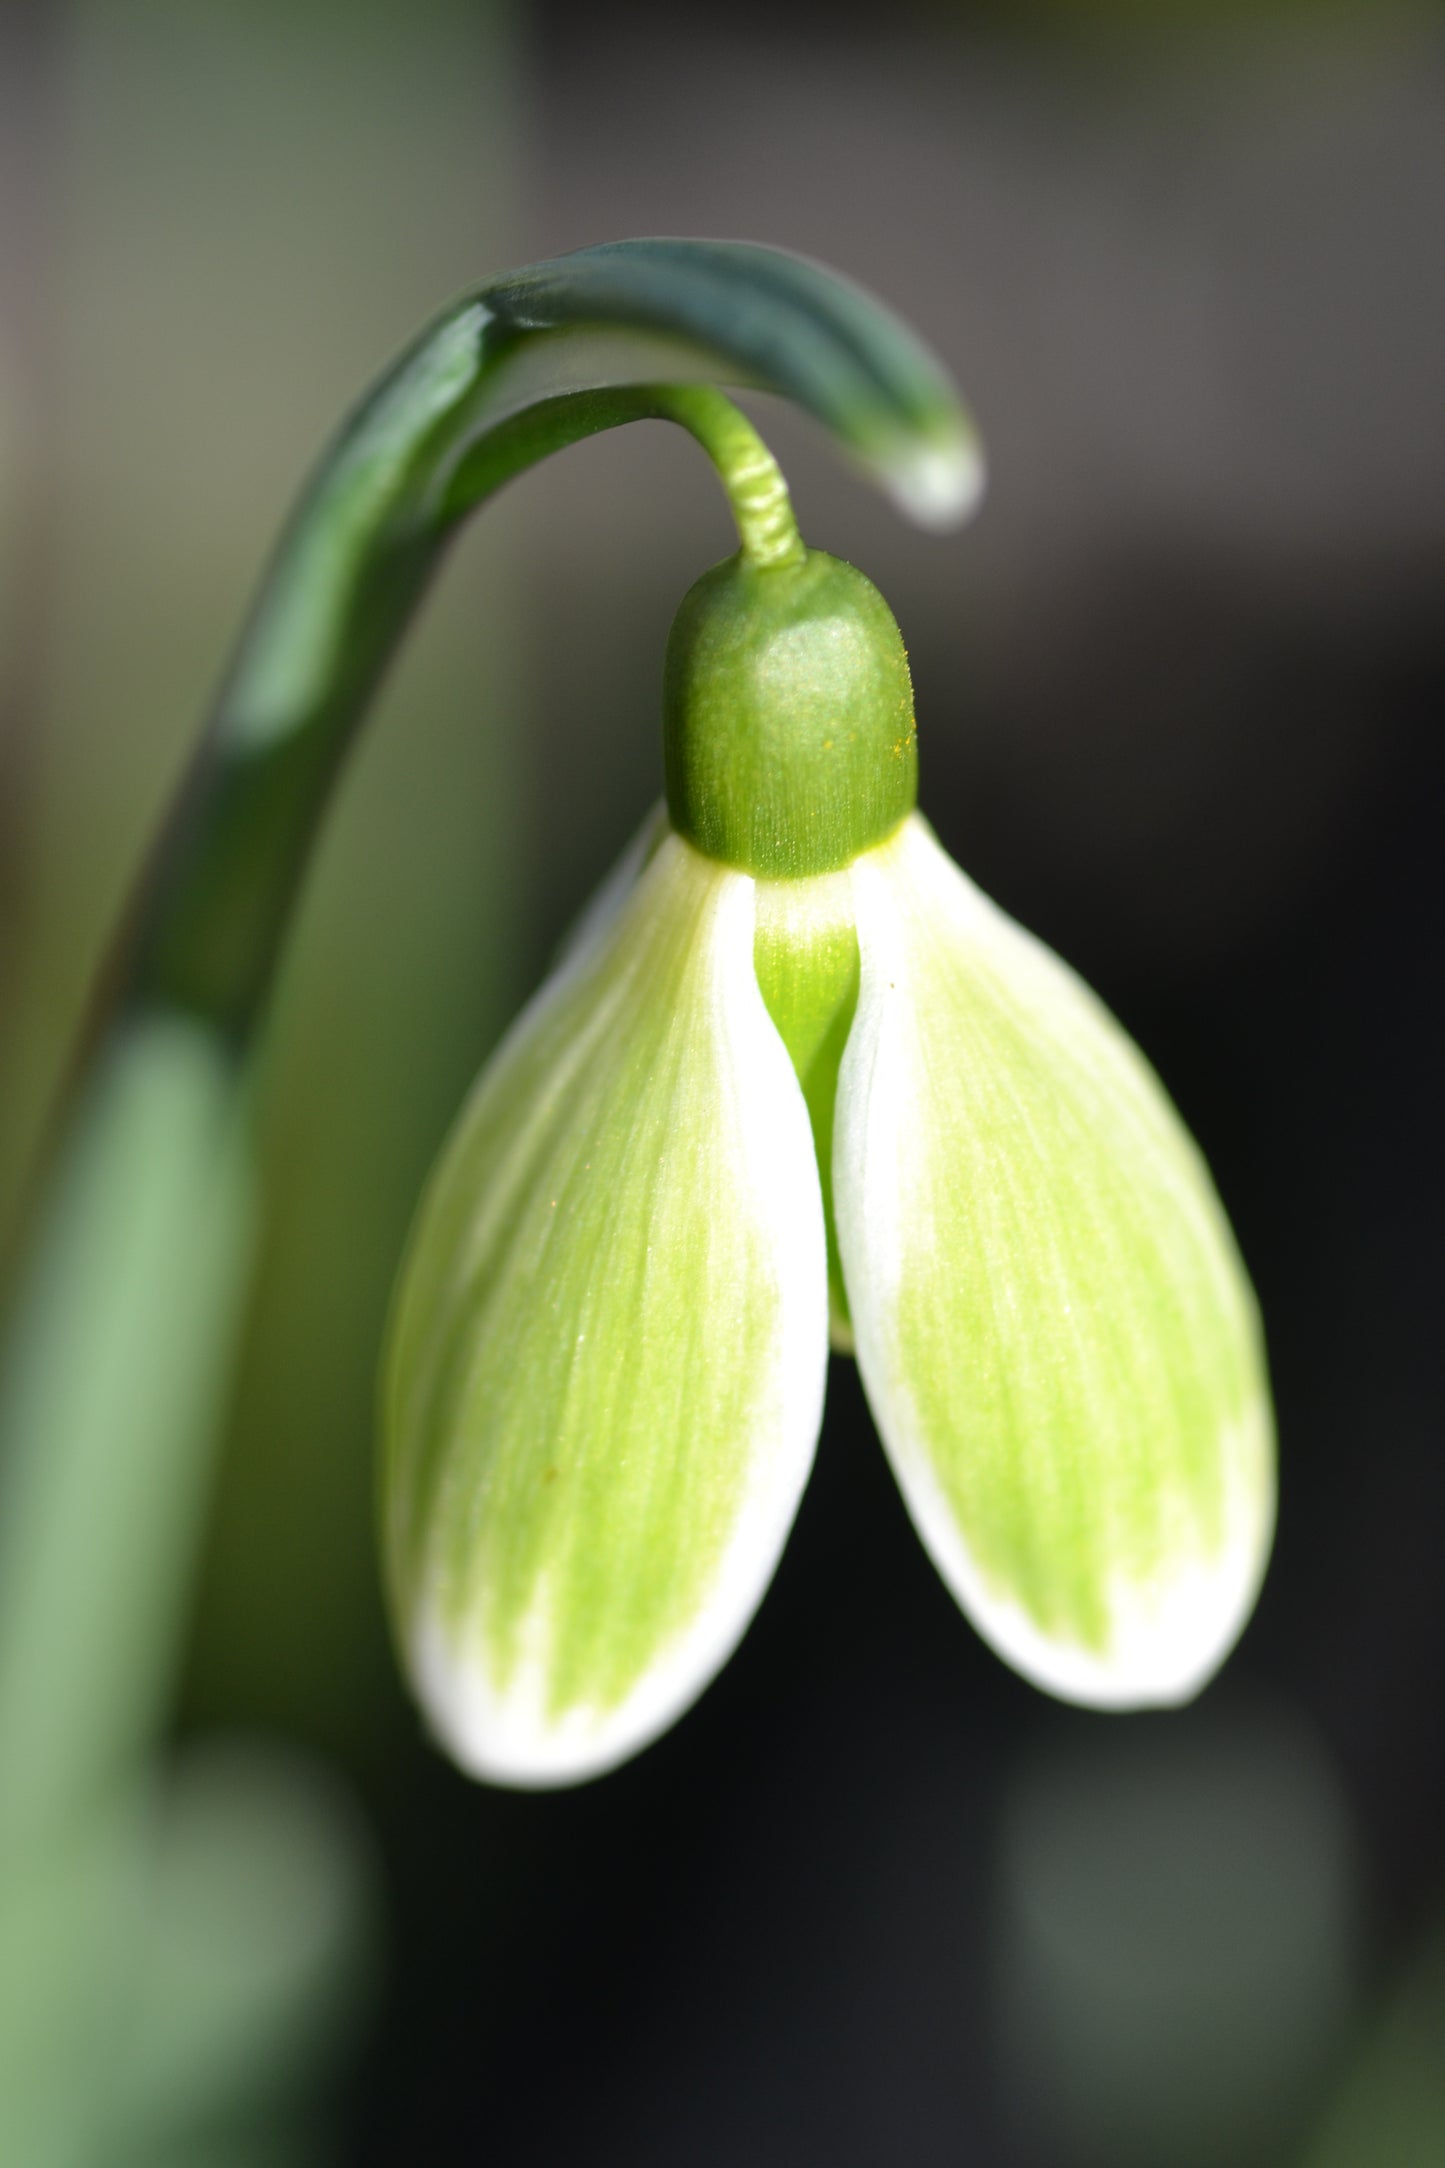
[1,0,1443,2161]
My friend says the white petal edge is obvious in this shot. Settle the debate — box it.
[551,799,668,973]
[866,1397,1272,1710]
[835,814,1274,1710]
[404,836,829,1787]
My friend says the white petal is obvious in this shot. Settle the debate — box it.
[382,832,828,1785]
[835,815,1274,1708]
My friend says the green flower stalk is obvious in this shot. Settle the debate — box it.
[382,430,1275,1786]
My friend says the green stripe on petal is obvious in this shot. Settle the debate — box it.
[382,832,827,1786]
[835,815,1274,1707]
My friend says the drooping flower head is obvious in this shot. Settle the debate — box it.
[381,527,1274,1788]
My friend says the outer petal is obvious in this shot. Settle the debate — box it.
[382,832,827,1786]
[835,815,1274,1707]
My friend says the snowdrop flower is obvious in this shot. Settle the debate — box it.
[381,547,1274,1788]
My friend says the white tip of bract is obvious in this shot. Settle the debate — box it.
[835,816,1275,1710]
[382,834,828,1787]
[882,429,987,531]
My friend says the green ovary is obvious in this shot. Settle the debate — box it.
[664,550,918,878]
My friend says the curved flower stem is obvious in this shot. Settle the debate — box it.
[651,385,805,569]
[437,381,804,565]
[116,384,802,1054]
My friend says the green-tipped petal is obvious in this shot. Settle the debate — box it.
[382,833,827,1786]
[835,815,1274,1707]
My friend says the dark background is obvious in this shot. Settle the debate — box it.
[1,1,1442,2161]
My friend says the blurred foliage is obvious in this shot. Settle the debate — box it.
[995,1694,1361,2167]
[110,1737,380,2167]
[0,1734,379,2168]
[0,0,527,1775]
[1301,1906,1445,2168]
[918,0,1437,32]
[0,5,523,2163]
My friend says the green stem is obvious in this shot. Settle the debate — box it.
[113,384,801,1051]
[95,237,979,1052]
[652,385,804,569]
[440,382,804,568]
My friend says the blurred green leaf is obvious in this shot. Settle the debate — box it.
[111,1736,379,2163]
[1300,1911,1445,2168]
[994,1697,1361,2168]
[0,1797,140,2168]
[0,1019,255,1849]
